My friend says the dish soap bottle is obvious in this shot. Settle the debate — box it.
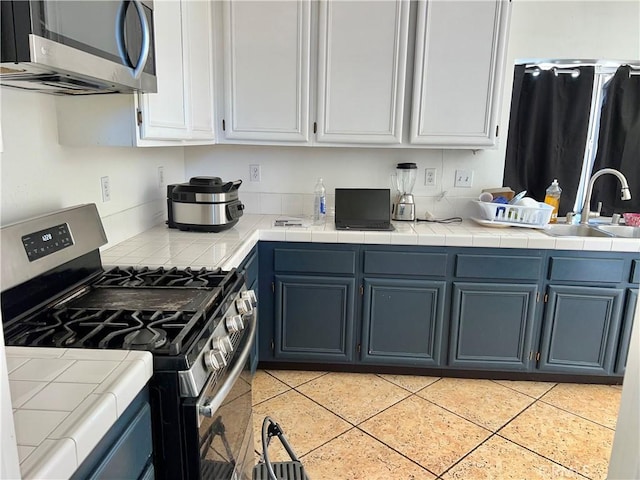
[313,178,326,224]
[544,179,562,223]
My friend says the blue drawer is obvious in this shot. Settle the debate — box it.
[274,248,356,275]
[455,254,542,280]
[364,251,447,277]
[549,256,625,283]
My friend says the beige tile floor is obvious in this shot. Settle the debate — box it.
[252,370,622,480]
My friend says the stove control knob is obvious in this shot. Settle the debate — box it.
[225,314,245,333]
[236,298,253,315]
[204,349,226,372]
[214,335,234,355]
[241,290,257,307]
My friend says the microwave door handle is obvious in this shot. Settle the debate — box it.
[131,0,151,79]
[115,1,150,79]
[115,1,130,68]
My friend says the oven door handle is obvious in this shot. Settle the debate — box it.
[199,313,256,418]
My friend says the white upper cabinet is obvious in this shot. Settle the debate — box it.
[410,0,511,148]
[57,0,214,146]
[315,1,409,144]
[221,0,311,142]
[138,0,188,140]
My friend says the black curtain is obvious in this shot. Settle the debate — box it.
[503,65,594,215]
[590,65,640,216]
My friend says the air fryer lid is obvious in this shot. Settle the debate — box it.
[174,176,243,194]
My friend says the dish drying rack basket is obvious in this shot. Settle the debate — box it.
[474,201,553,227]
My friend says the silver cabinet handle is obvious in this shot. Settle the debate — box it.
[115,0,151,80]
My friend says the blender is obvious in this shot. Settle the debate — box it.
[392,162,417,221]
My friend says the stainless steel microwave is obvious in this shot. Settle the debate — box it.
[0,0,157,95]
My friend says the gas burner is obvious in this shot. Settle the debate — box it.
[124,327,168,350]
[96,266,226,288]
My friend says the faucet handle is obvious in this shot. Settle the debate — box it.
[565,212,577,224]
[595,201,602,216]
[611,213,622,224]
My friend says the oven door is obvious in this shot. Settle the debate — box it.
[183,314,256,480]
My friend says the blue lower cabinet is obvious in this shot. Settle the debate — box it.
[71,387,152,480]
[361,278,446,366]
[615,288,638,375]
[274,275,356,362]
[449,282,538,371]
[538,285,624,375]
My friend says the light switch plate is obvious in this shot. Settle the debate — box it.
[454,169,473,188]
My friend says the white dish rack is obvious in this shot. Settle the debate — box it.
[472,201,553,228]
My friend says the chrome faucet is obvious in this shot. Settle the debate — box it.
[580,168,632,224]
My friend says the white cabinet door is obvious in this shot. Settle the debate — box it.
[410,0,510,148]
[315,0,409,144]
[138,0,189,140]
[222,0,311,142]
[183,0,215,141]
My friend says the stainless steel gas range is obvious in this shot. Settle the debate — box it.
[1,204,257,479]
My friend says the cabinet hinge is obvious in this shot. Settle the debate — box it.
[495,125,499,137]
[270,339,274,351]
[313,122,317,134]
[222,119,226,131]
[271,282,275,293]
[359,285,364,296]
[136,109,143,126]
[544,293,548,303]
[536,352,541,361]
[357,344,361,353]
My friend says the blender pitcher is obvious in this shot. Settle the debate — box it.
[392,163,417,221]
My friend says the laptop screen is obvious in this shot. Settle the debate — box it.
[335,188,391,224]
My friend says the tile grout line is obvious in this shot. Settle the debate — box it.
[351,423,440,478]
[490,394,594,480]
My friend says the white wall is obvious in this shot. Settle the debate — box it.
[0,88,186,247]
[184,0,640,219]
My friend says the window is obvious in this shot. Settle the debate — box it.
[503,61,640,220]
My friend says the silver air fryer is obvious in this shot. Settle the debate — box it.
[167,177,244,232]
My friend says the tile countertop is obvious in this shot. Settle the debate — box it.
[6,347,153,479]
[101,214,640,270]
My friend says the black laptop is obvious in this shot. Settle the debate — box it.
[335,188,394,231]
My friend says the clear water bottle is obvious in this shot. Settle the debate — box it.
[313,178,326,224]
[544,179,562,223]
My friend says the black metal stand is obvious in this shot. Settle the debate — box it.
[253,417,310,480]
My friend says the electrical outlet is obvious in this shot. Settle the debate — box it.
[158,166,164,188]
[249,164,261,182]
[425,168,437,187]
[454,169,474,188]
[101,176,111,202]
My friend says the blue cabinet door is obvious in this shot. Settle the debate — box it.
[449,282,538,371]
[615,288,638,375]
[274,275,356,362]
[361,278,446,366]
[538,285,624,375]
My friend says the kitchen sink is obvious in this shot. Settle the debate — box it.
[593,225,640,238]
[542,224,614,237]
